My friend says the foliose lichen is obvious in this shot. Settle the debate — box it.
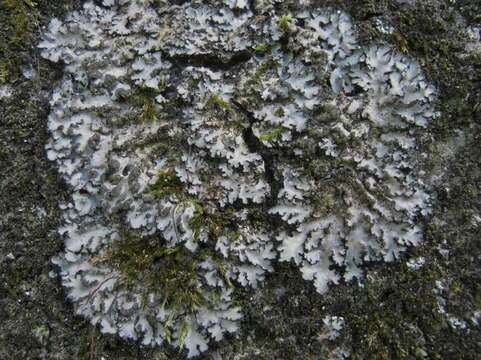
[40,0,436,356]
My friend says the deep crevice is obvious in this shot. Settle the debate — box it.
[162,50,253,71]
[232,100,282,206]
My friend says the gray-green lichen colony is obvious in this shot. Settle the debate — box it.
[40,0,436,356]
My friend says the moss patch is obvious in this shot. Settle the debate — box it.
[149,168,185,199]
[207,95,235,113]
[0,0,39,83]
[97,236,209,313]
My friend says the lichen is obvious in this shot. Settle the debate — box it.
[40,0,437,357]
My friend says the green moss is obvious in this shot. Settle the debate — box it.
[391,32,409,54]
[139,96,158,123]
[0,0,39,84]
[310,190,336,215]
[463,184,478,199]
[149,168,185,199]
[177,320,190,350]
[188,202,206,241]
[0,61,9,84]
[274,107,285,117]
[239,57,281,105]
[120,86,160,123]
[188,201,235,243]
[258,57,280,75]
[32,325,49,346]
[149,167,236,243]
[206,95,235,113]
[2,0,37,48]
[204,95,249,131]
[305,158,328,178]
[254,44,273,55]
[97,236,209,313]
[259,126,284,142]
[93,227,235,349]
[278,15,293,34]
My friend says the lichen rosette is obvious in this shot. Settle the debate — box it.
[40,0,436,356]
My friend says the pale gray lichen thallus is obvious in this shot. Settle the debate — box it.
[39,0,436,357]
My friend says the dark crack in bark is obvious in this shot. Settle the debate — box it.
[232,100,283,207]
[162,50,253,71]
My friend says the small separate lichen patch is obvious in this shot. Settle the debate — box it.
[40,0,437,357]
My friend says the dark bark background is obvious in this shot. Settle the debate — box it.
[0,0,480,359]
